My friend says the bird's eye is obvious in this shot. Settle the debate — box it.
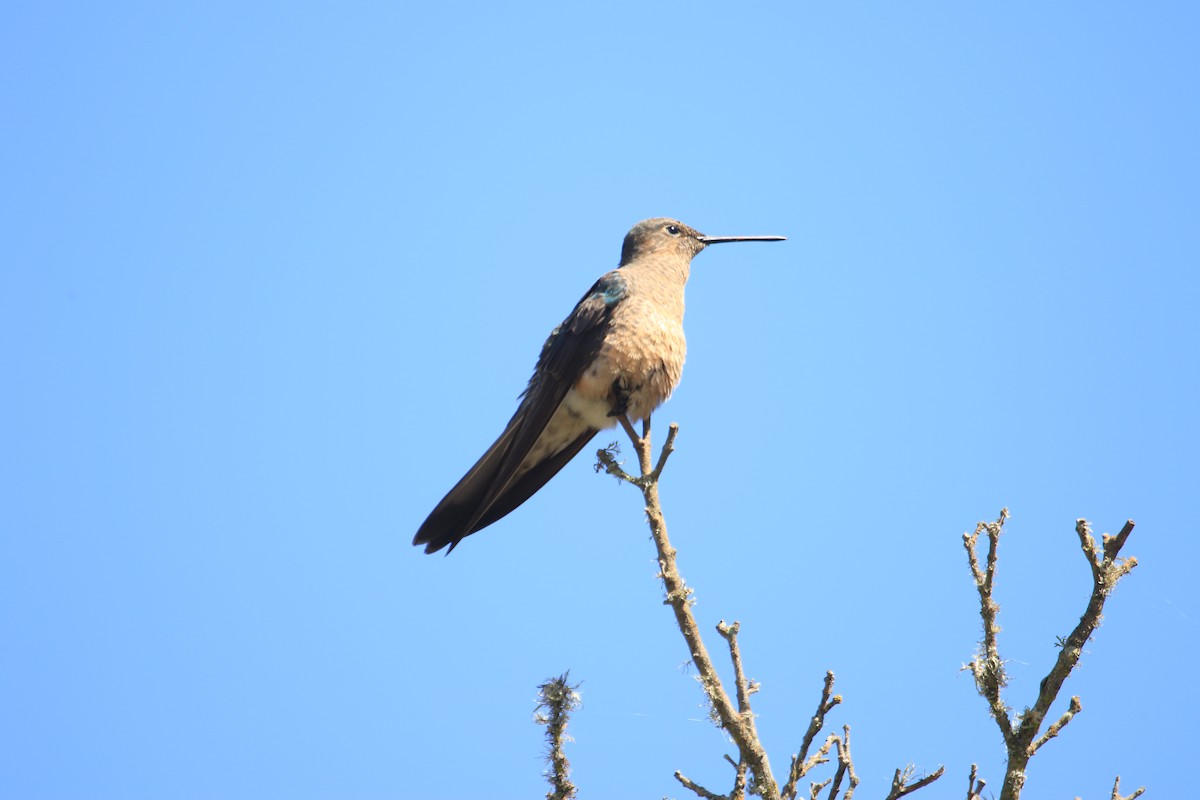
[666,224,681,236]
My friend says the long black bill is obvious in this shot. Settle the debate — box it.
[699,234,787,244]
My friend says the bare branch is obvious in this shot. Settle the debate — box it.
[962,514,1140,800]
[826,727,859,800]
[1110,775,1146,800]
[676,771,729,800]
[598,423,990,800]
[1103,520,1136,562]
[594,442,637,484]
[965,764,987,800]
[717,621,756,713]
[1027,696,1082,756]
[962,510,1014,747]
[1020,522,1138,745]
[603,417,781,797]
[885,765,946,799]
[732,756,749,800]
[618,413,641,448]
[648,421,680,481]
[676,756,750,800]
[534,673,582,800]
[782,672,842,800]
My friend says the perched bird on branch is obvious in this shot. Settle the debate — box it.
[414,218,785,554]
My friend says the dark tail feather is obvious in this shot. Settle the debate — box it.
[465,428,597,535]
[413,428,598,555]
[414,426,515,554]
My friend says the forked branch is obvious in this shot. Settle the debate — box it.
[597,418,943,800]
[963,513,1140,800]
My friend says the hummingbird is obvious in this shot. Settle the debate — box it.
[414,218,785,553]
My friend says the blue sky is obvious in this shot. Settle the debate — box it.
[2,3,1196,798]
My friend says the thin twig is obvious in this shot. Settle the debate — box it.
[782,672,842,800]
[649,421,679,481]
[962,511,1014,748]
[826,727,859,800]
[717,621,755,713]
[594,442,635,483]
[884,765,946,799]
[1027,695,1082,756]
[619,413,641,448]
[676,771,728,800]
[965,764,986,800]
[1110,775,1146,800]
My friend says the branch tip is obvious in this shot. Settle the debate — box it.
[534,673,582,800]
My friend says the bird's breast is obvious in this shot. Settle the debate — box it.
[572,308,686,422]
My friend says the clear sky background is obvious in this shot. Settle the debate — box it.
[3,3,1197,798]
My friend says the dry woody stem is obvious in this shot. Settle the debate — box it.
[965,764,986,800]
[590,425,1142,799]
[598,417,776,797]
[1109,775,1147,800]
[596,416,944,800]
[534,672,582,800]
[962,512,1142,800]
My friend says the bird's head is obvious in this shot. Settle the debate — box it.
[619,218,786,266]
[619,218,706,266]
